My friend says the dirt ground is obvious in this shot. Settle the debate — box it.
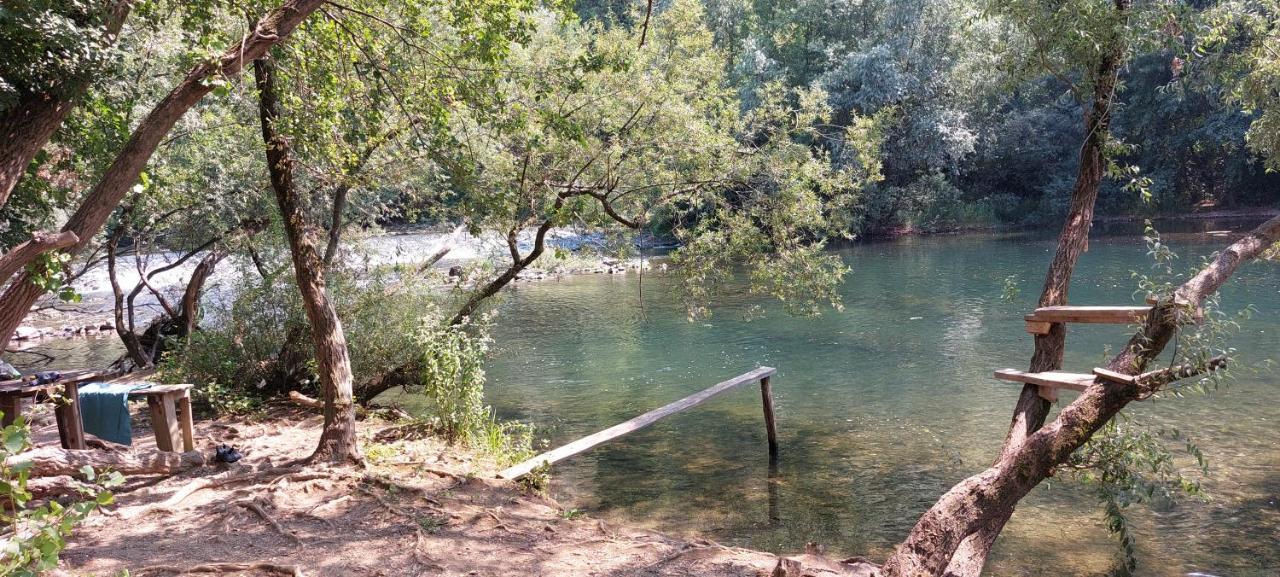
[29,401,877,577]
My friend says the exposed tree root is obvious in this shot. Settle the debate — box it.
[118,466,312,520]
[137,562,304,576]
[236,499,301,546]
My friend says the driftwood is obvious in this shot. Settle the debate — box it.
[288,390,373,418]
[6,447,205,477]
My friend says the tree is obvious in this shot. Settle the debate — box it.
[0,0,329,353]
[253,51,361,463]
[355,0,884,403]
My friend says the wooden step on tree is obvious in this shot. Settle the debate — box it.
[994,369,1094,402]
[1003,303,1154,401]
[1023,305,1151,335]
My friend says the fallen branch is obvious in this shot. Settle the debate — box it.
[6,447,205,477]
[0,230,78,288]
[137,562,303,576]
[26,475,91,500]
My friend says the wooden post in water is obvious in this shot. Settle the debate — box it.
[759,375,778,458]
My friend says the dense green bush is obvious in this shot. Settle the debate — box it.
[161,264,450,414]
[161,262,506,444]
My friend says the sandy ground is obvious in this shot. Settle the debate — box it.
[31,402,876,577]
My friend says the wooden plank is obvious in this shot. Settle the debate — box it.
[129,383,193,396]
[1,396,22,427]
[994,369,1095,392]
[1025,305,1150,325]
[1091,367,1136,385]
[1024,320,1052,335]
[498,367,777,480]
[147,394,180,452]
[176,390,195,452]
[55,381,85,450]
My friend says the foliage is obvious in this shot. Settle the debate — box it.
[0,0,121,108]
[1071,223,1248,573]
[0,419,123,576]
[1069,418,1207,576]
[23,251,79,303]
[409,308,493,440]
[1200,0,1280,169]
[161,263,449,413]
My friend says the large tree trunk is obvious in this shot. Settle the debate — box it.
[254,54,361,464]
[940,4,1129,575]
[0,1,132,209]
[0,0,326,353]
[880,213,1279,575]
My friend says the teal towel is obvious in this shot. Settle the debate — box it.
[78,382,148,445]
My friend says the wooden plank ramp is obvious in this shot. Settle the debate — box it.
[498,366,777,480]
[1024,305,1151,334]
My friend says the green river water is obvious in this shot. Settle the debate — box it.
[443,225,1278,577]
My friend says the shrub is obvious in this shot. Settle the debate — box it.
[161,264,447,414]
[409,308,493,441]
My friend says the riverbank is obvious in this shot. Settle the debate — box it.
[45,403,875,576]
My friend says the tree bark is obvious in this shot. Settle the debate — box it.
[0,1,132,209]
[0,231,77,287]
[0,0,326,352]
[254,54,360,464]
[7,447,205,477]
[941,4,1129,574]
[881,214,1280,576]
[107,228,152,368]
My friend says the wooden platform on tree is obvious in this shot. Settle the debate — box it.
[1024,305,1151,334]
[994,368,1098,401]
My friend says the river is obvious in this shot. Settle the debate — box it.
[14,220,1279,576]
[435,222,1277,576]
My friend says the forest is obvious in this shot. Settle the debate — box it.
[1,0,1279,576]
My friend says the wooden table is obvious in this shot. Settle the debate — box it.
[0,370,101,450]
[0,374,194,452]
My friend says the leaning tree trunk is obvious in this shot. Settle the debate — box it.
[942,6,1128,575]
[254,54,361,464]
[878,219,1280,574]
[0,1,131,209]
[0,0,326,353]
